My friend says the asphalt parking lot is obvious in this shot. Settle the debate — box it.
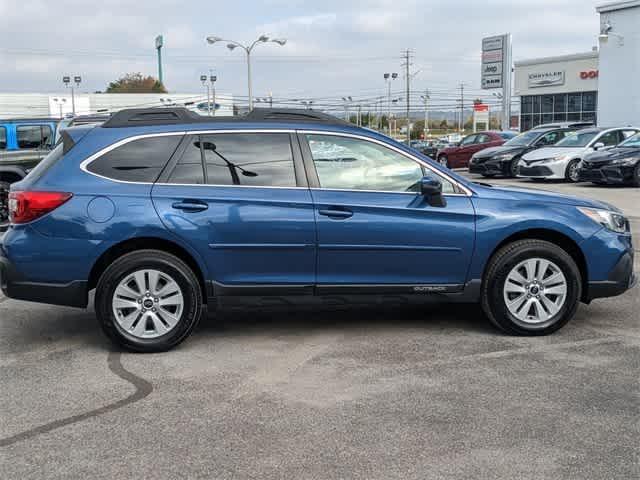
[1,177,638,480]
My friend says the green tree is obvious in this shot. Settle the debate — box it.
[106,73,167,93]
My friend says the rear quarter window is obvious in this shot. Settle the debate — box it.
[87,135,182,182]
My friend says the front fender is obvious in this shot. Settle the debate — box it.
[467,197,601,281]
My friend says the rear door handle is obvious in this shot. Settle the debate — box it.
[172,201,209,212]
[318,208,353,219]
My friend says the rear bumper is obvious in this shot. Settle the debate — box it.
[0,247,88,308]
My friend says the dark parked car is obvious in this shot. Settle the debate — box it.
[437,131,515,169]
[578,132,640,186]
[468,128,577,178]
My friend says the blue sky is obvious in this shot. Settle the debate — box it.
[0,0,602,106]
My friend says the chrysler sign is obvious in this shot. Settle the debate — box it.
[528,71,565,88]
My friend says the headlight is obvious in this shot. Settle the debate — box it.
[540,154,572,164]
[609,157,638,166]
[493,153,514,162]
[578,207,630,234]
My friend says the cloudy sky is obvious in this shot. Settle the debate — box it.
[0,0,602,107]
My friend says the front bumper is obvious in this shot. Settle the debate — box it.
[469,159,506,175]
[578,164,636,184]
[587,250,636,300]
[0,245,88,308]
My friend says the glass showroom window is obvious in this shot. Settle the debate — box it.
[520,91,597,130]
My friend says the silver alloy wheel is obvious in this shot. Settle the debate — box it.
[568,161,580,182]
[503,257,567,326]
[112,269,184,339]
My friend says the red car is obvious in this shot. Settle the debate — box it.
[436,131,516,169]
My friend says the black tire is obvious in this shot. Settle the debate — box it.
[95,250,203,352]
[565,159,580,183]
[437,155,449,168]
[481,173,495,178]
[507,158,520,178]
[633,163,640,187]
[481,239,581,336]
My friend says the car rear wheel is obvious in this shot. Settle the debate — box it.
[508,159,520,178]
[438,155,449,168]
[565,159,580,183]
[481,239,581,335]
[95,250,203,352]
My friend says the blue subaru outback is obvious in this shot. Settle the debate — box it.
[0,108,635,352]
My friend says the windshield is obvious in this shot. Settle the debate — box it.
[619,133,640,148]
[504,131,540,147]
[554,130,599,148]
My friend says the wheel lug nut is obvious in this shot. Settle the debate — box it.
[138,299,142,304]
[152,308,156,312]
[154,298,159,303]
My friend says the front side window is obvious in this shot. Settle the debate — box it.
[460,135,476,146]
[597,131,621,147]
[0,127,6,149]
[17,125,53,149]
[306,134,457,194]
[87,135,182,182]
[475,134,491,144]
[201,133,296,187]
[555,130,599,148]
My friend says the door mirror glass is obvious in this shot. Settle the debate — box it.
[420,176,446,207]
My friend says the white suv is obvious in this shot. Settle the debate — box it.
[518,127,639,182]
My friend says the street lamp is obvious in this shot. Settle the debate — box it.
[383,72,398,135]
[62,75,81,116]
[421,90,430,138]
[206,34,286,111]
[52,97,67,118]
[300,100,314,110]
[342,96,353,122]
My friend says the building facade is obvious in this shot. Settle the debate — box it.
[597,1,640,127]
[514,52,599,131]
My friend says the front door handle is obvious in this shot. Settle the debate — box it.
[172,201,209,212]
[318,208,353,219]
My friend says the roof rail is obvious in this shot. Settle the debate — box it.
[101,107,349,128]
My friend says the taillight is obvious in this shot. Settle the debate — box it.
[8,191,73,224]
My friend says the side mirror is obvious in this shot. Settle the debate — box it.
[593,142,605,150]
[420,176,447,208]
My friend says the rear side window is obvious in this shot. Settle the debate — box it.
[17,125,53,149]
[0,127,6,149]
[167,136,205,184]
[87,135,181,182]
[201,133,296,187]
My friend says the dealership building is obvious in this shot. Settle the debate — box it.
[514,0,639,130]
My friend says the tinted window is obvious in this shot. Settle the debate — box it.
[202,133,296,187]
[598,131,620,147]
[306,134,457,194]
[475,134,491,144]
[538,131,565,146]
[17,125,53,149]
[460,135,476,146]
[0,127,6,149]
[87,135,181,182]
[167,136,205,184]
[555,130,600,148]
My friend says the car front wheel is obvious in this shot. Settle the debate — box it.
[633,163,640,187]
[565,159,580,182]
[95,250,203,352]
[481,239,581,335]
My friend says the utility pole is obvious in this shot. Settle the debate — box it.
[210,71,217,116]
[401,49,413,145]
[200,75,210,115]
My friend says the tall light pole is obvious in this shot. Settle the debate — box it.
[155,35,164,86]
[52,97,67,118]
[206,35,286,111]
[62,75,81,116]
[421,89,430,139]
[342,96,352,122]
[200,75,211,115]
[383,73,398,136]
[210,72,217,116]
